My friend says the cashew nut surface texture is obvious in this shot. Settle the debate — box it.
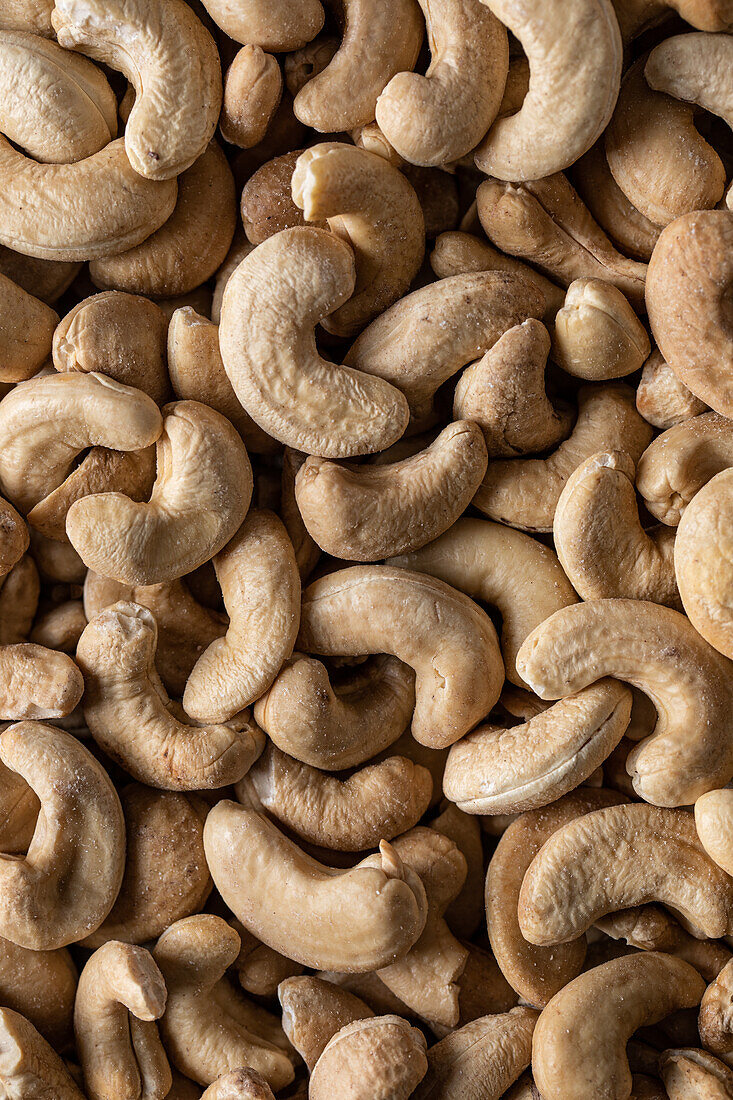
[0,1007,86,1099]
[636,348,708,431]
[675,469,733,660]
[199,0,324,51]
[309,1015,428,1100]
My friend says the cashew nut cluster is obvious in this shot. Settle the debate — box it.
[4,5,733,1096]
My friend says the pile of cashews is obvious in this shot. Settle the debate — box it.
[1,0,733,1097]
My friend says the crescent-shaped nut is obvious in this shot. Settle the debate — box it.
[700,958,733,1065]
[646,210,733,418]
[0,644,83,720]
[278,975,373,1072]
[74,941,170,1100]
[552,278,650,381]
[218,226,409,457]
[532,953,706,1100]
[636,412,733,526]
[182,510,300,724]
[53,0,221,181]
[473,383,653,532]
[297,564,504,749]
[0,721,124,949]
[291,143,424,336]
[645,31,733,132]
[517,598,733,806]
[203,803,429,972]
[443,681,632,815]
[309,1016,428,1100]
[199,0,324,51]
[0,272,58,384]
[0,1007,86,1099]
[0,135,176,261]
[596,905,732,983]
[574,142,662,263]
[660,1047,733,1098]
[519,803,733,944]
[636,349,708,431]
[66,400,253,585]
[253,654,415,771]
[375,0,508,167]
[220,46,283,150]
[554,450,679,606]
[675,469,733,658]
[474,0,622,181]
[77,601,263,791]
[695,789,733,879]
[294,422,488,561]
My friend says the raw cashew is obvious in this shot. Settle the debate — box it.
[375,0,508,167]
[153,915,295,1090]
[473,383,653,532]
[636,412,733,526]
[596,905,732,983]
[0,936,76,1050]
[0,245,79,303]
[66,401,252,585]
[645,33,733,134]
[297,565,503,749]
[240,149,312,245]
[253,654,415,770]
[675,469,733,658]
[201,1068,275,1100]
[646,211,733,418]
[309,1016,428,1100]
[532,953,706,1100]
[0,273,57,383]
[636,349,708,431]
[75,941,171,1100]
[294,422,487,561]
[0,643,82,720]
[474,0,622,180]
[574,142,662,263]
[696,789,733,879]
[390,517,577,687]
[660,1048,733,1099]
[0,555,38,644]
[554,451,679,605]
[0,498,27,579]
[220,46,283,149]
[291,143,424,336]
[278,975,373,1072]
[517,599,733,805]
[0,1,54,35]
[203,803,429,971]
[700,958,733,1066]
[77,602,263,791]
[0,1007,86,1099]
[198,0,324,51]
[218,226,409,456]
[233,925,303,999]
[53,0,222,180]
[0,721,124,949]
[552,279,650,381]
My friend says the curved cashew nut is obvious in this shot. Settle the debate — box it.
[67,401,253,585]
[183,511,300,724]
[554,451,679,606]
[552,278,650,381]
[636,348,708,431]
[203,803,429,972]
[646,32,733,128]
[695,789,733,879]
[291,143,424,337]
[473,383,653,532]
[153,915,295,1090]
[519,803,733,944]
[292,0,423,132]
[700,959,733,1066]
[310,1016,428,1100]
[297,565,503,749]
[0,721,124,949]
[239,743,432,851]
[661,1047,733,1098]
[532,953,706,1100]
[75,941,171,1100]
[279,975,373,1072]
[574,143,662,263]
[636,412,733,526]
[390,516,577,687]
[253,654,415,770]
[375,0,508,167]
[294,421,488,561]
[77,602,263,791]
[444,681,631,815]
[0,271,57,384]
[675,469,733,659]
[219,226,409,457]
[199,0,324,51]
[0,1007,86,1099]
[53,0,221,180]
[596,905,732,984]
[518,599,733,806]
[646,210,733,418]
[474,0,622,180]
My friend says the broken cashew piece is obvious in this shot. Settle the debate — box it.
[0,1007,86,1099]
[675,469,733,659]
[310,1015,428,1100]
[552,278,650,381]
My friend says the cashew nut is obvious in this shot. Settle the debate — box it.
[278,975,372,1072]
[645,31,733,133]
[700,958,733,1066]
[0,1007,86,1099]
[660,1047,733,1099]
[0,936,75,1051]
[636,349,708,431]
[552,278,650,381]
[309,1015,428,1100]
[574,142,662,263]
[220,46,283,150]
[636,412,733,526]
[675,469,733,658]
[201,1068,276,1100]
[0,498,28,581]
[198,0,324,51]
[0,272,57,383]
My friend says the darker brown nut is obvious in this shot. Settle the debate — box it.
[240,149,314,245]
[574,142,662,263]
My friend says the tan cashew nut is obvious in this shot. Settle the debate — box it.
[474,0,622,181]
[0,1007,86,1099]
[199,0,324,51]
[294,422,488,562]
[0,272,57,383]
[675,469,733,659]
[696,790,733,879]
[291,143,424,337]
[0,643,83,721]
[554,451,679,606]
[0,936,76,1051]
[53,0,221,180]
[552,278,650,381]
[517,599,733,806]
[636,348,708,431]
[375,0,508,167]
[66,401,253,585]
[636,412,733,526]
[218,227,409,457]
[297,565,504,749]
[182,511,299,724]
[645,33,733,133]
[75,942,171,1100]
[309,1016,428,1100]
[0,721,124,949]
[203,803,428,972]
[0,497,28,580]
[220,46,283,150]
[532,953,706,1100]
[700,958,733,1066]
[661,1048,733,1098]
[574,142,662,263]
[278,976,372,1072]
[201,1068,276,1100]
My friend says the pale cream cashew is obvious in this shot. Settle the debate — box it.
[294,421,487,561]
[201,1068,275,1100]
[636,349,708,431]
[636,412,733,526]
[390,516,577,687]
[203,803,429,972]
[0,936,76,1051]
[532,953,706,1100]
[700,958,733,1066]
[646,33,733,134]
[291,143,424,336]
[0,639,83,719]
[77,602,264,791]
[0,272,57,383]
[375,0,508,167]
[574,142,662,263]
[198,0,324,51]
[661,1047,733,1099]
[278,975,372,1072]
[284,35,338,98]
[554,451,679,606]
[0,1,54,35]
[53,0,222,181]
[220,46,282,149]
[75,941,171,1100]
[0,1007,86,1099]
[297,565,503,749]
[153,915,295,1090]
[66,401,252,585]
[309,1016,428,1100]
[675,469,733,659]
[218,226,409,456]
[473,383,653,532]
[696,789,733,879]
[552,278,650,381]
[474,0,622,181]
